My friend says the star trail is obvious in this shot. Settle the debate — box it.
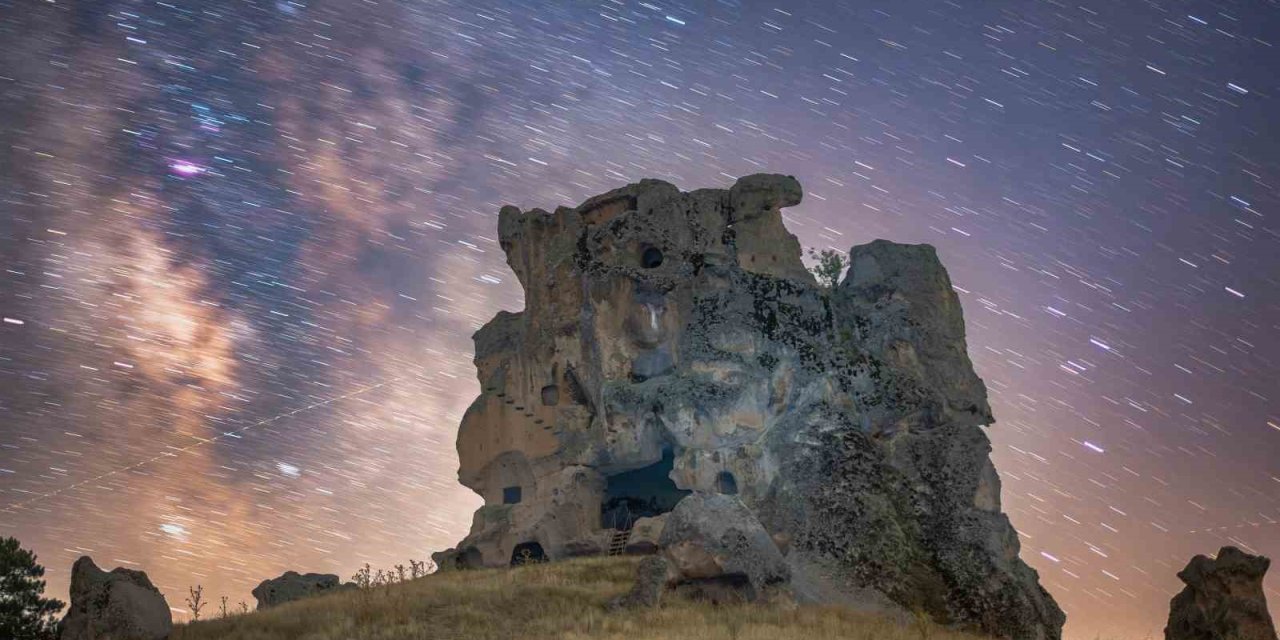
[1,1,1277,638]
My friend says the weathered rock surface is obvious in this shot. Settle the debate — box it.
[434,174,1064,639]
[624,514,667,555]
[58,556,172,640]
[1165,546,1277,640]
[251,571,352,609]
[610,496,788,609]
[658,493,788,601]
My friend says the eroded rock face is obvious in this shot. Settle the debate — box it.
[58,556,172,640]
[433,174,1064,639]
[251,571,352,610]
[1165,546,1277,640]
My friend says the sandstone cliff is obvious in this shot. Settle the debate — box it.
[433,174,1064,640]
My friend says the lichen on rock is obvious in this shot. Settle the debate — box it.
[433,174,1065,640]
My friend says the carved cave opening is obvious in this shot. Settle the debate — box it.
[455,546,483,570]
[641,246,664,269]
[601,448,690,531]
[715,471,738,495]
[540,384,559,406]
[510,541,547,566]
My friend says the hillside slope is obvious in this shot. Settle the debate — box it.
[172,556,994,640]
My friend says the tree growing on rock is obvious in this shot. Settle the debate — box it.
[0,536,65,640]
[806,247,848,289]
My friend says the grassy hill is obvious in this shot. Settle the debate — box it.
[172,556,995,640]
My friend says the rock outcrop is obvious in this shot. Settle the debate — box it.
[1165,546,1277,640]
[58,556,172,640]
[251,571,352,609]
[433,174,1064,639]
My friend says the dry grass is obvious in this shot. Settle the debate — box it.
[171,556,994,640]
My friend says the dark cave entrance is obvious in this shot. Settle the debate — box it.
[451,546,483,570]
[510,541,547,566]
[641,246,664,269]
[715,471,738,495]
[601,448,690,531]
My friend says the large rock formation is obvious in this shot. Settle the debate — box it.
[251,571,352,610]
[58,556,172,640]
[1165,546,1277,640]
[433,174,1064,639]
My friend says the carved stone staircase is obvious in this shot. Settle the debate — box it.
[607,528,632,556]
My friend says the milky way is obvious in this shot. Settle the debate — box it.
[1,1,1277,638]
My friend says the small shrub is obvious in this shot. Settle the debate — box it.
[912,607,932,640]
[185,585,206,621]
[351,564,373,589]
[807,247,848,289]
[409,559,431,579]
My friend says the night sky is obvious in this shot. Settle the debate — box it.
[1,1,1277,638]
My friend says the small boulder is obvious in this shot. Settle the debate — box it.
[560,536,606,559]
[613,494,790,609]
[251,571,352,609]
[624,514,667,555]
[58,556,172,640]
[1165,546,1277,640]
[609,556,673,610]
[658,493,789,601]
